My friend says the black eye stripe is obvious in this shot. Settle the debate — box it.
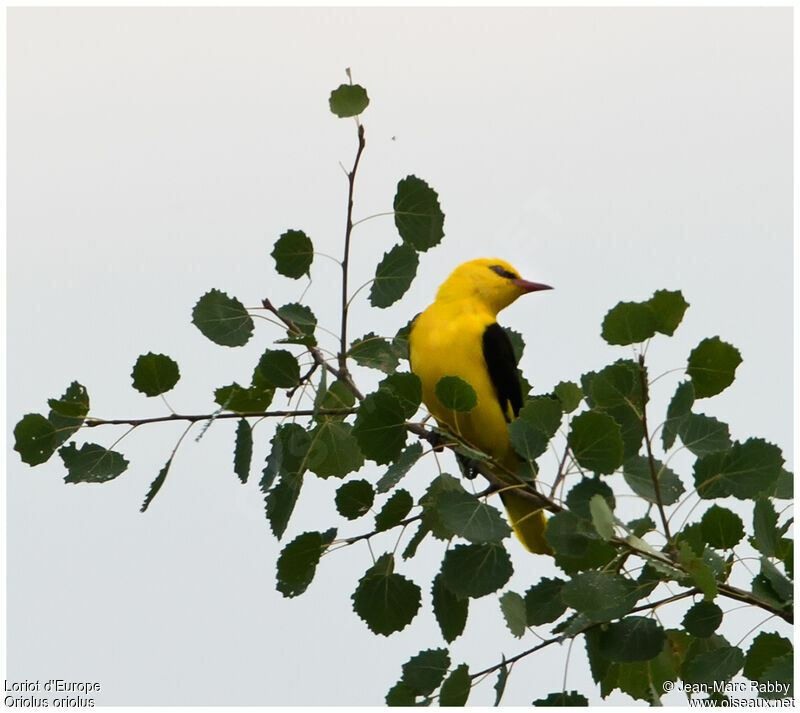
[489,264,518,280]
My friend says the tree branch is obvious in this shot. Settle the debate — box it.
[638,354,673,548]
[339,123,367,380]
[84,408,356,428]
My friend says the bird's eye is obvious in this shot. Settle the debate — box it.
[489,264,518,280]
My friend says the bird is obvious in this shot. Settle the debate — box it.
[408,258,553,554]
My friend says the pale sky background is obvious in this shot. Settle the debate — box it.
[6,6,794,707]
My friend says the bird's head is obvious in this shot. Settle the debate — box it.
[436,258,552,315]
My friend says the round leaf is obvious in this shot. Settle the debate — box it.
[568,411,624,474]
[682,601,723,637]
[351,554,421,636]
[335,479,374,519]
[271,229,313,279]
[435,376,477,412]
[276,528,336,598]
[258,349,301,388]
[441,543,513,599]
[60,442,128,483]
[378,372,422,419]
[647,289,689,336]
[349,333,400,374]
[14,413,57,466]
[525,577,567,626]
[694,438,783,500]
[329,83,369,117]
[393,175,445,252]
[700,505,744,548]
[401,648,450,696]
[601,301,658,345]
[352,390,407,465]
[192,289,254,347]
[431,573,468,643]
[686,336,742,398]
[553,380,583,413]
[598,616,666,662]
[565,478,616,520]
[374,489,414,532]
[436,490,511,544]
[439,664,470,706]
[131,352,180,396]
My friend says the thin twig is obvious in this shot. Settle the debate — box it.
[84,408,356,428]
[638,354,673,548]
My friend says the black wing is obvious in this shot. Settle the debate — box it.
[482,323,523,422]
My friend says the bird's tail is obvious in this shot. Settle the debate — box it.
[500,490,552,555]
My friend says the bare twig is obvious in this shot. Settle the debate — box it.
[84,408,356,428]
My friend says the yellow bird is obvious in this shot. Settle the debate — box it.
[409,258,553,554]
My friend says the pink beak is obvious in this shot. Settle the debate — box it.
[512,278,553,293]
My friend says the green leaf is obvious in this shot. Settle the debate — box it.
[432,572,468,643]
[493,659,509,706]
[682,601,723,637]
[439,664,470,706]
[598,616,666,662]
[392,320,413,361]
[694,438,784,500]
[329,82,369,117]
[131,352,180,397]
[335,479,374,520]
[402,520,430,560]
[385,681,415,707]
[743,632,793,683]
[760,655,793,699]
[352,554,421,636]
[682,639,744,686]
[760,558,792,603]
[261,423,311,491]
[276,302,317,345]
[589,360,641,409]
[561,571,637,623]
[375,489,414,532]
[508,418,549,464]
[257,349,300,388]
[192,289,254,347]
[773,469,793,500]
[686,336,743,398]
[394,175,445,252]
[566,478,616,520]
[679,541,717,600]
[441,543,513,599]
[503,327,525,363]
[589,494,615,540]
[700,505,744,549]
[376,441,423,493]
[568,411,624,475]
[349,333,399,374]
[435,376,477,412]
[48,381,90,447]
[276,528,336,598]
[499,591,527,638]
[401,648,450,697]
[662,380,694,450]
[140,456,173,513]
[60,442,128,483]
[518,397,562,438]
[379,372,422,419]
[369,243,419,309]
[271,229,313,279]
[553,381,583,413]
[435,491,511,544]
[627,516,656,537]
[525,577,567,625]
[421,473,466,540]
[214,382,274,413]
[533,691,589,706]
[233,419,253,484]
[316,379,356,418]
[14,413,57,466]
[753,498,779,556]
[545,510,598,557]
[601,301,658,345]
[647,289,689,336]
[678,413,731,456]
[307,420,364,478]
[265,471,304,540]
[352,390,407,465]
